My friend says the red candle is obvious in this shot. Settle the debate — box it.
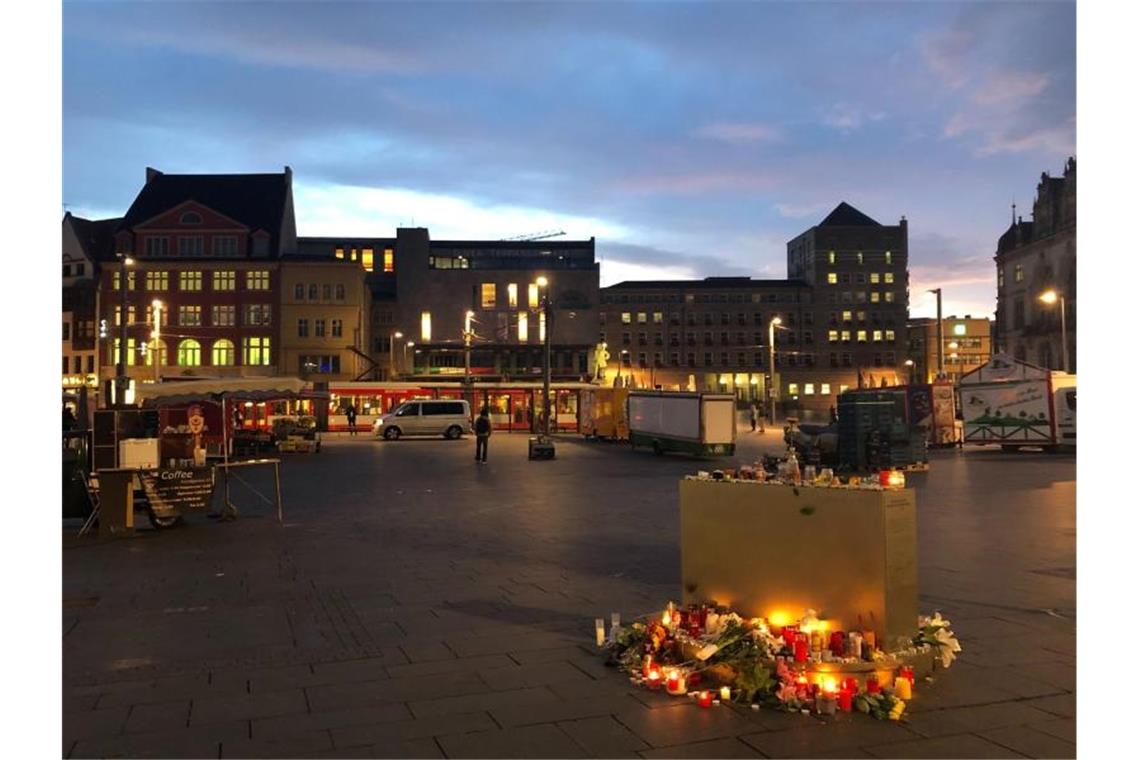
[843,677,859,693]
[647,665,663,689]
[697,690,713,708]
[793,634,808,663]
[838,689,854,712]
[879,469,892,487]
[899,665,915,686]
[866,676,880,694]
[829,631,846,657]
[782,625,799,648]
[665,670,685,695]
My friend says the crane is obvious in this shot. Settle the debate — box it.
[502,229,566,242]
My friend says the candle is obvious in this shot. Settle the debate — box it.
[899,665,915,686]
[843,677,859,693]
[662,609,673,626]
[866,676,880,694]
[879,469,892,487]
[642,655,653,677]
[595,618,606,647]
[837,689,854,712]
[697,690,713,708]
[894,676,912,700]
[848,632,863,659]
[782,625,799,649]
[647,665,663,689]
[719,686,731,702]
[862,629,877,651]
[794,634,808,663]
[829,631,846,658]
[816,694,837,715]
[665,669,686,695]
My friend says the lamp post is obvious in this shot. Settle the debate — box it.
[537,276,551,438]
[904,358,915,385]
[928,288,944,378]
[389,331,403,379]
[151,299,163,383]
[1038,289,1069,373]
[115,253,134,405]
[463,310,475,386]
[767,316,782,426]
[405,341,415,375]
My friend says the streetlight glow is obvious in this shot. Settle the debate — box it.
[1039,289,1058,305]
[536,276,548,288]
[772,316,783,326]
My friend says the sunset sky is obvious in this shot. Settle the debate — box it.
[63,0,1075,318]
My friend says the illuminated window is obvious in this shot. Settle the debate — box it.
[362,248,374,272]
[827,272,838,284]
[788,383,799,395]
[212,339,235,366]
[420,311,432,341]
[242,337,272,366]
[178,305,201,326]
[507,283,518,308]
[841,330,851,342]
[621,312,632,324]
[179,271,202,291]
[1014,264,1024,282]
[873,330,883,342]
[211,305,235,326]
[245,304,272,326]
[350,248,358,262]
[111,338,137,366]
[637,312,647,324]
[841,310,852,322]
[528,283,539,308]
[953,323,967,336]
[177,338,201,367]
[804,383,815,395]
[246,270,270,290]
[213,271,235,291]
[870,292,880,303]
[383,248,394,272]
[870,273,880,284]
[145,339,167,367]
[821,383,831,395]
[828,330,839,343]
[885,329,896,341]
[857,330,867,343]
[828,251,836,264]
[653,312,664,324]
[113,306,137,326]
[481,283,497,309]
[144,271,168,291]
[518,311,529,342]
[885,292,895,303]
[884,272,895,284]
[884,251,892,265]
[335,247,344,259]
[539,311,547,342]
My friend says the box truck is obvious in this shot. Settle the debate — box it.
[628,391,736,456]
[959,354,1076,451]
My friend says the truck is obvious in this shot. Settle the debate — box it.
[958,353,1076,452]
[627,391,736,456]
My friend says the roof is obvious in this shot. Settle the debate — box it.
[119,170,291,254]
[136,376,311,405]
[603,277,807,291]
[997,219,1034,255]
[67,214,122,263]
[818,202,881,227]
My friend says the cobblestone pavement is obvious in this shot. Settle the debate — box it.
[63,430,1075,758]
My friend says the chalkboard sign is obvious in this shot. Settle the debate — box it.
[138,467,216,518]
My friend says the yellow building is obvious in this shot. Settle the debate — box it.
[278,257,372,382]
[906,316,992,384]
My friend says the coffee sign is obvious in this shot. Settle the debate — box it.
[138,467,216,517]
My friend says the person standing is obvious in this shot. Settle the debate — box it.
[345,404,357,436]
[474,407,492,463]
[748,402,758,433]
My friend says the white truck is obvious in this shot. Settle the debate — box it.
[959,353,1076,452]
[628,391,736,456]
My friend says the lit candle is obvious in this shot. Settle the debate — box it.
[899,665,915,686]
[837,689,854,712]
[829,631,846,658]
[842,677,859,693]
[815,693,837,715]
[665,670,686,696]
[595,618,606,647]
[866,676,881,694]
[647,665,663,689]
[719,686,731,702]
[794,634,809,663]
[697,690,713,708]
[894,676,912,700]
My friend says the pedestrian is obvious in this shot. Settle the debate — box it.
[345,404,357,436]
[474,406,492,463]
[62,405,76,432]
[748,402,758,433]
[829,405,838,425]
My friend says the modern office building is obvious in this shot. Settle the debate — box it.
[906,315,992,384]
[994,157,1076,371]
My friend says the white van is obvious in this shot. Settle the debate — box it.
[372,400,473,440]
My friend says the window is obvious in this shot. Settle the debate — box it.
[178,305,201,326]
[857,330,867,343]
[215,272,238,293]
[315,319,326,337]
[335,247,344,260]
[213,236,237,256]
[871,292,880,303]
[827,273,838,284]
[297,318,309,338]
[856,273,866,285]
[180,211,202,225]
[383,248,394,273]
[873,330,883,342]
[294,283,305,299]
[841,310,852,322]
[362,248,374,272]
[518,311,529,341]
[841,330,851,343]
[528,283,539,309]
[212,339,235,366]
[804,383,815,395]
[62,321,71,341]
[856,252,864,265]
[821,383,831,395]
[211,305,235,327]
[884,272,894,284]
[335,284,345,300]
[637,312,647,324]
[704,352,713,366]
[885,292,895,303]
[788,383,799,396]
[621,312,632,324]
[243,337,272,366]
[828,330,839,343]
[177,338,201,366]
[145,271,168,291]
[997,268,1005,289]
[637,352,647,367]
[870,273,880,284]
[245,304,272,326]
[481,283,497,309]
[420,311,431,341]
[653,312,663,324]
[178,236,204,257]
[309,284,318,300]
[322,284,332,300]
[953,323,967,336]
[507,283,518,308]
[145,238,168,257]
[1014,264,1024,283]
[332,319,343,338]
[247,270,270,290]
[179,271,203,291]
[86,355,94,373]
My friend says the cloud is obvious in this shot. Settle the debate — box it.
[598,241,753,281]
[613,172,774,195]
[972,70,1050,106]
[695,122,782,143]
[822,103,887,132]
[918,27,976,90]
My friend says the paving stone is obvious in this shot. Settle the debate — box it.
[477,660,594,690]
[492,694,647,728]
[306,670,487,712]
[739,716,921,758]
[557,715,650,757]
[310,657,393,686]
[409,685,561,719]
[1024,692,1076,718]
[63,706,131,743]
[508,645,597,665]
[63,694,100,713]
[125,699,191,733]
[71,721,247,759]
[253,703,411,736]
[81,674,214,708]
[640,736,763,758]
[863,733,1028,758]
[190,688,308,725]
[399,639,457,663]
[221,729,335,758]
[436,723,589,759]
[903,700,1060,738]
[980,725,1077,759]
[331,711,498,748]
[615,703,758,749]
[370,737,446,758]
[210,663,316,693]
[386,653,516,679]
[447,630,580,658]
[1027,717,1076,743]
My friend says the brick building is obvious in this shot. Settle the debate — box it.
[62,213,118,404]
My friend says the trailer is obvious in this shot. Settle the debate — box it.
[627,391,735,457]
[906,381,961,447]
[579,387,630,440]
[959,353,1076,452]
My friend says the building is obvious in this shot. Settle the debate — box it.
[98,167,298,399]
[993,157,1076,371]
[598,203,910,416]
[906,315,992,384]
[62,213,118,403]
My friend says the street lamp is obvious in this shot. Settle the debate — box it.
[1038,289,1069,373]
[768,316,782,426]
[928,288,944,378]
[463,310,475,386]
[404,340,415,375]
[536,277,551,438]
[389,331,403,379]
[151,299,163,383]
[114,253,135,405]
[903,358,915,385]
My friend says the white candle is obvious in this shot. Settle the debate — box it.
[595,618,606,646]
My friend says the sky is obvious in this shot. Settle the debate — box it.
[62,0,1075,319]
